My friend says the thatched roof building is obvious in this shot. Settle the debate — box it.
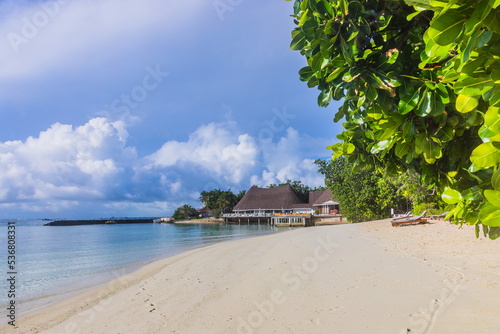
[233,185,302,211]
[233,185,339,214]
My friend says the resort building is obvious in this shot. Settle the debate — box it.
[223,185,343,226]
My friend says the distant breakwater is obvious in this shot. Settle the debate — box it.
[44,219,155,226]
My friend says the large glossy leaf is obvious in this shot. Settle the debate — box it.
[480,203,500,226]
[416,133,442,163]
[493,169,500,189]
[438,126,454,142]
[484,10,500,34]
[470,142,500,167]
[456,94,479,113]
[395,142,411,158]
[402,120,415,141]
[454,76,495,96]
[485,189,500,208]
[429,91,445,116]
[318,88,333,107]
[370,140,392,154]
[416,90,432,116]
[464,1,492,35]
[485,107,500,133]
[427,14,466,46]
[398,89,420,114]
[299,66,314,82]
[442,188,463,204]
[290,30,307,50]
[479,125,500,142]
[326,66,346,82]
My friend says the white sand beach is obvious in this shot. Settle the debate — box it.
[2,219,499,334]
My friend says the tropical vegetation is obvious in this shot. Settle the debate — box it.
[199,189,246,218]
[172,204,199,220]
[268,180,326,203]
[290,0,500,238]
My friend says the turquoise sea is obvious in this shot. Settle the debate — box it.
[0,219,285,320]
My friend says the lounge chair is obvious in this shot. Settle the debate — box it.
[391,211,428,227]
[426,212,449,221]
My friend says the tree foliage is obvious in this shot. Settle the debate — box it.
[172,204,199,220]
[268,180,326,202]
[315,158,406,222]
[199,189,245,217]
[290,0,500,238]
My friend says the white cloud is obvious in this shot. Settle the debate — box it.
[0,118,327,217]
[0,117,135,202]
[145,122,259,184]
[250,128,326,188]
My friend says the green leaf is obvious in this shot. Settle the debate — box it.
[290,30,307,50]
[416,90,432,116]
[442,188,463,204]
[470,142,500,167]
[347,1,364,18]
[485,190,500,208]
[487,226,500,240]
[398,88,420,114]
[485,107,500,133]
[366,84,378,102]
[402,120,415,141]
[464,2,492,35]
[326,67,346,82]
[455,94,479,113]
[454,76,495,96]
[438,126,454,142]
[475,29,493,48]
[378,121,401,141]
[484,10,500,34]
[345,143,356,154]
[298,66,314,82]
[416,133,442,163]
[395,142,411,158]
[427,14,466,46]
[428,91,445,116]
[318,88,333,107]
[480,203,500,226]
[370,140,392,154]
[492,169,500,189]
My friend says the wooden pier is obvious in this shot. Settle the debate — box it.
[222,213,343,227]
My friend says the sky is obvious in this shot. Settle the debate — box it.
[0,0,344,219]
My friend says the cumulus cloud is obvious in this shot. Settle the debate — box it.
[250,128,326,188]
[0,117,135,202]
[0,118,327,217]
[145,122,259,184]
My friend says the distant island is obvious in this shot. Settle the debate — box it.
[44,218,157,226]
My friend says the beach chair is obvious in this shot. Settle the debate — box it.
[426,212,449,221]
[391,211,428,227]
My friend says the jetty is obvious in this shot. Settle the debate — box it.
[44,218,156,226]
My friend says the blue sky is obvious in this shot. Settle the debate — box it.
[0,0,343,218]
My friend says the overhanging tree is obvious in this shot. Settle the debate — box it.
[290,0,500,238]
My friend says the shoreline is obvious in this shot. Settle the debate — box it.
[173,218,223,224]
[3,220,499,333]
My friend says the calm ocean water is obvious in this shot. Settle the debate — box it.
[0,219,285,316]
